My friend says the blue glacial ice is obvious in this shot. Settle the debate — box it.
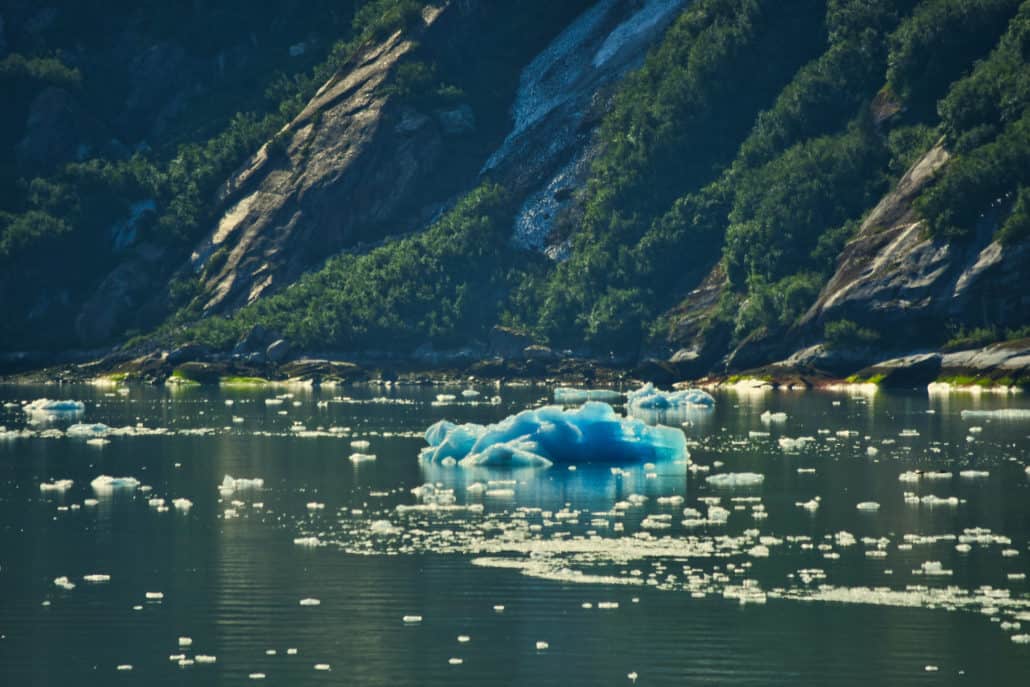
[626,383,715,411]
[421,401,687,468]
[553,387,624,403]
[23,399,85,413]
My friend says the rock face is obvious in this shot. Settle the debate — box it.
[16,87,90,169]
[190,9,449,313]
[800,143,1030,341]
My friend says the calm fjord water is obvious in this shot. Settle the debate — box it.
[1,383,1029,686]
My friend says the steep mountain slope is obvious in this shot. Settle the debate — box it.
[2,0,1029,383]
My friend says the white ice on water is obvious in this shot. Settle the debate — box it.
[90,475,140,493]
[706,473,764,488]
[626,383,715,411]
[553,387,624,403]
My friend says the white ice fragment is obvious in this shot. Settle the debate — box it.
[83,574,111,583]
[760,410,787,424]
[349,453,376,463]
[116,664,133,671]
[219,475,264,493]
[856,502,880,512]
[458,635,470,643]
[195,655,217,664]
[172,498,193,511]
[706,473,764,488]
[553,387,623,403]
[145,592,164,600]
[402,615,423,623]
[350,440,371,449]
[90,475,140,493]
[54,576,76,590]
[249,673,266,679]
[448,658,464,665]
[314,663,331,671]
[535,641,549,650]
[40,479,74,492]
[626,383,714,410]
[294,536,321,547]
[299,598,321,606]
[961,409,1030,420]
[178,637,193,647]
[959,470,989,479]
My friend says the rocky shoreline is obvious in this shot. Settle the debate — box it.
[4,334,1027,394]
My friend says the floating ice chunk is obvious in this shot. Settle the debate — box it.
[960,408,1030,420]
[1012,634,1030,644]
[40,479,74,492]
[535,641,549,650]
[370,520,400,535]
[349,453,376,464]
[67,423,111,439]
[457,635,470,643]
[656,495,684,506]
[294,536,321,546]
[856,502,880,512]
[402,615,423,623]
[90,475,140,493]
[448,657,464,665]
[706,473,764,488]
[493,605,505,612]
[866,446,879,456]
[306,502,325,510]
[54,576,76,590]
[86,437,110,447]
[626,383,714,410]
[172,498,193,511]
[83,498,98,507]
[24,399,85,415]
[146,592,164,600]
[628,672,639,683]
[422,402,687,467]
[83,574,111,583]
[350,440,371,449]
[116,664,133,671]
[796,498,820,512]
[299,598,321,606]
[778,436,814,451]
[918,561,952,576]
[195,655,216,664]
[219,475,264,494]
[436,394,457,403]
[178,637,193,647]
[553,387,623,403]
[249,673,266,679]
[462,389,481,398]
[959,470,989,479]
[314,663,331,671]
[760,411,787,424]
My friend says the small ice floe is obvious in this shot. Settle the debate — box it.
[90,475,140,494]
[148,498,165,508]
[116,664,133,671]
[179,637,193,647]
[461,389,481,398]
[656,495,684,506]
[299,598,321,606]
[493,605,505,613]
[306,502,325,510]
[349,453,376,463]
[866,446,879,456]
[457,635,470,643]
[195,655,217,664]
[40,479,74,492]
[448,658,464,665]
[294,536,321,546]
[219,475,263,495]
[796,498,820,512]
[553,388,623,403]
[54,576,76,590]
[145,592,164,600]
[706,473,764,488]
[856,502,880,512]
[402,615,423,623]
[24,399,85,416]
[314,663,331,671]
[626,383,714,410]
[249,672,266,679]
[350,440,371,449]
[287,649,298,655]
[778,436,814,451]
[628,672,639,683]
[760,410,787,424]
[265,398,283,406]
[83,574,111,583]
[370,520,400,535]
[535,641,549,650]
[916,561,952,577]
[1012,634,1030,644]
[172,498,193,511]
[435,394,457,403]
[960,409,1030,420]
[959,470,989,479]
[83,498,98,507]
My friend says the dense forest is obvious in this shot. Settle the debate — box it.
[2,0,1028,370]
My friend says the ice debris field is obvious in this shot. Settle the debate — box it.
[7,381,1030,678]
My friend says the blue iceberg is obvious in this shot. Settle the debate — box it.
[626,383,715,410]
[421,401,687,468]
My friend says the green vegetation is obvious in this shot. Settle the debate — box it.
[824,319,882,349]
[219,377,271,386]
[942,324,1030,350]
[845,373,887,384]
[183,185,520,351]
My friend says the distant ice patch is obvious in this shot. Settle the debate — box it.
[421,401,687,468]
[553,387,624,403]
